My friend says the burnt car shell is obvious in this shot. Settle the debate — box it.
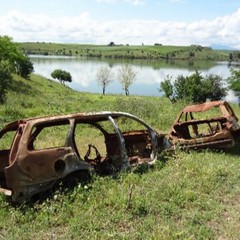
[169,101,240,149]
[0,111,166,203]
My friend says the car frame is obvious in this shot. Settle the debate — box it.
[169,101,240,149]
[0,111,167,203]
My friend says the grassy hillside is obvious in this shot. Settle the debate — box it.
[19,42,236,61]
[0,74,184,131]
[1,74,240,239]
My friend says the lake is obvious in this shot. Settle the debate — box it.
[30,55,240,102]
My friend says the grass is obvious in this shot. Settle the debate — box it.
[0,73,178,131]
[1,74,240,239]
[18,42,234,61]
[1,150,240,239]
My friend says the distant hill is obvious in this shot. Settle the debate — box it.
[19,42,236,61]
[211,44,237,50]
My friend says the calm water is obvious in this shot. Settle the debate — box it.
[30,55,239,102]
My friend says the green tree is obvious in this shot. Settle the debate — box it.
[159,71,227,104]
[96,65,114,95]
[203,74,227,101]
[174,71,203,103]
[159,75,175,103]
[228,68,240,103]
[0,35,34,103]
[51,69,72,85]
[118,64,136,96]
[108,41,115,46]
[0,35,33,78]
[15,55,34,78]
[0,61,12,103]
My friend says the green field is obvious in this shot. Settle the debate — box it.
[19,42,236,61]
[1,74,240,239]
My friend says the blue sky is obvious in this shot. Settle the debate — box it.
[1,0,240,48]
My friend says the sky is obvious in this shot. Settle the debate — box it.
[1,0,240,49]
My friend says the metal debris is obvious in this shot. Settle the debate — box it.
[169,101,240,149]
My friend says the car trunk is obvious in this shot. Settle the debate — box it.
[0,121,23,197]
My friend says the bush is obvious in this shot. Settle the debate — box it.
[16,55,34,78]
[228,68,240,101]
[0,61,12,103]
[159,71,227,103]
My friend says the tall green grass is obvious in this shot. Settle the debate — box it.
[1,74,240,239]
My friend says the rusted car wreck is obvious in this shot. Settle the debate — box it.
[169,101,240,149]
[0,111,167,203]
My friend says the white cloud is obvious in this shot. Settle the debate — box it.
[1,8,240,49]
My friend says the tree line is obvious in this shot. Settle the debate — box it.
[159,69,240,104]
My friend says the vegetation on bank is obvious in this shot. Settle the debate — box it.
[19,41,240,61]
[1,73,240,239]
[0,36,33,102]
[228,68,240,100]
[159,71,227,103]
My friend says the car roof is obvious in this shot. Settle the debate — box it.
[181,100,226,113]
[0,111,154,134]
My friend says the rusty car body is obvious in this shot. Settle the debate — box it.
[0,111,167,203]
[169,101,240,149]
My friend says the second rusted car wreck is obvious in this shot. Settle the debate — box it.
[169,101,240,150]
[0,111,167,203]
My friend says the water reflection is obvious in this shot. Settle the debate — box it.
[30,55,239,102]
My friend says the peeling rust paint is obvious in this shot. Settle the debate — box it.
[0,111,166,203]
[169,101,240,150]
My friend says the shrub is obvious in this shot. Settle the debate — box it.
[0,61,12,103]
